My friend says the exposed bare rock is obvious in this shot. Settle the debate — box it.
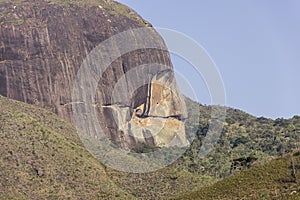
[0,0,187,150]
[105,69,188,148]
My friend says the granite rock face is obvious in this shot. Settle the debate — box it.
[105,69,188,148]
[0,0,188,150]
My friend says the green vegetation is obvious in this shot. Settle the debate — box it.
[173,98,300,180]
[105,98,300,199]
[0,73,299,199]
[0,95,217,199]
[108,167,214,200]
[175,152,300,199]
[0,94,298,200]
[0,95,134,199]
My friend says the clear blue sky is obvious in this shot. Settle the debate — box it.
[116,0,300,119]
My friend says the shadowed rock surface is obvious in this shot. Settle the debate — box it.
[0,0,187,150]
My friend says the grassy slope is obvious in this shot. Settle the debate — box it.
[0,95,134,199]
[175,152,300,200]
[0,95,213,200]
[0,81,299,200]
[107,167,214,200]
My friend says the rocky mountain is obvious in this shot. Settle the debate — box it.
[0,0,187,150]
[1,1,300,199]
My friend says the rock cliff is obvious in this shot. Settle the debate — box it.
[0,0,187,150]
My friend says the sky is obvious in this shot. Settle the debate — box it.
[116,0,300,119]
